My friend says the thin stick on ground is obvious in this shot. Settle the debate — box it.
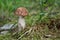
[17,27,33,40]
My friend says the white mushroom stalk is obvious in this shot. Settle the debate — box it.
[15,7,28,31]
[18,16,26,31]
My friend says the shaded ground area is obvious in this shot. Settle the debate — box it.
[0,19,60,40]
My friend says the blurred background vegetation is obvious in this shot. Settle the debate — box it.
[0,0,60,40]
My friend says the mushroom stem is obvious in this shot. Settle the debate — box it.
[18,16,26,31]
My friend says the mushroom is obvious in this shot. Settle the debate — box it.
[15,7,28,31]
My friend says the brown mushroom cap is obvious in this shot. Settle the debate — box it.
[15,7,28,16]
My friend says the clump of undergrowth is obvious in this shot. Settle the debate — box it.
[0,0,60,40]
